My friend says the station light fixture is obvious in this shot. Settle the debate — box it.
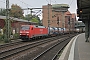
[77,9,82,17]
[80,9,82,13]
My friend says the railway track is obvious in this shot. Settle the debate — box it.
[33,36,72,60]
[0,34,70,52]
[0,34,76,60]
[0,37,57,52]
[0,35,66,60]
[0,40,23,49]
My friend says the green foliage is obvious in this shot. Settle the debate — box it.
[4,38,9,43]
[24,14,32,21]
[0,33,20,43]
[0,9,6,16]
[24,14,42,25]
[13,33,20,39]
[31,18,39,23]
[0,34,4,41]
[0,34,9,43]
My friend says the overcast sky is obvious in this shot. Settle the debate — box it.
[0,0,77,19]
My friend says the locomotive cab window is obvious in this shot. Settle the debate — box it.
[21,26,30,30]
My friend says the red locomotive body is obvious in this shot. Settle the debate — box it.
[20,25,48,40]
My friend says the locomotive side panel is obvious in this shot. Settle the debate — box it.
[33,26,48,37]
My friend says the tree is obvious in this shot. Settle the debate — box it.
[31,18,39,22]
[24,14,42,25]
[0,9,6,16]
[34,15,42,25]
[10,4,24,18]
[24,14,32,21]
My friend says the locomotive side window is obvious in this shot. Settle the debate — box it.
[21,26,30,30]
[31,28,33,30]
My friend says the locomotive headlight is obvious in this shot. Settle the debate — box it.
[20,34,22,35]
[27,34,29,35]
[20,31,22,33]
[26,32,29,33]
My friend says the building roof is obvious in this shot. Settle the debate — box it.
[65,11,71,16]
[65,11,76,18]
[52,4,69,9]
[0,15,31,23]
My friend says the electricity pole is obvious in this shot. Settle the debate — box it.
[6,0,10,42]
[62,12,65,34]
[48,4,50,35]
[57,17,59,33]
[68,16,70,34]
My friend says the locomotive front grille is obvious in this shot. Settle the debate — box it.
[20,35,29,39]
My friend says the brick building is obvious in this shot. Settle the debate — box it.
[42,4,76,31]
[0,16,38,34]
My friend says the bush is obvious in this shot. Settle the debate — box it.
[4,38,9,43]
[0,33,20,43]
[0,34,5,41]
[0,34,9,43]
[13,33,20,39]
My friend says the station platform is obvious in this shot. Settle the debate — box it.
[58,33,90,60]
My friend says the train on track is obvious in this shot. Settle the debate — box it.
[19,25,74,41]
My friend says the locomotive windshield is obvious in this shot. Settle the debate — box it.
[21,26,30,30]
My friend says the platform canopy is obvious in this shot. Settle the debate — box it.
[77,0,90,20]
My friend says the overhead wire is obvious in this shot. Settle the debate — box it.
[68,0,77,14]
[0,0,5,8]
[68,0,74,7]
[0,0,5,3]
[51,0,57,4]
[18,0,34,15]
[45,0,49,4]
[17,0,42,17]
[18,0,33,7]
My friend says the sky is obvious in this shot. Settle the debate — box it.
[0,0,77,19]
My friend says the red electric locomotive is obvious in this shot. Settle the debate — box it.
[20,25,48,40]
